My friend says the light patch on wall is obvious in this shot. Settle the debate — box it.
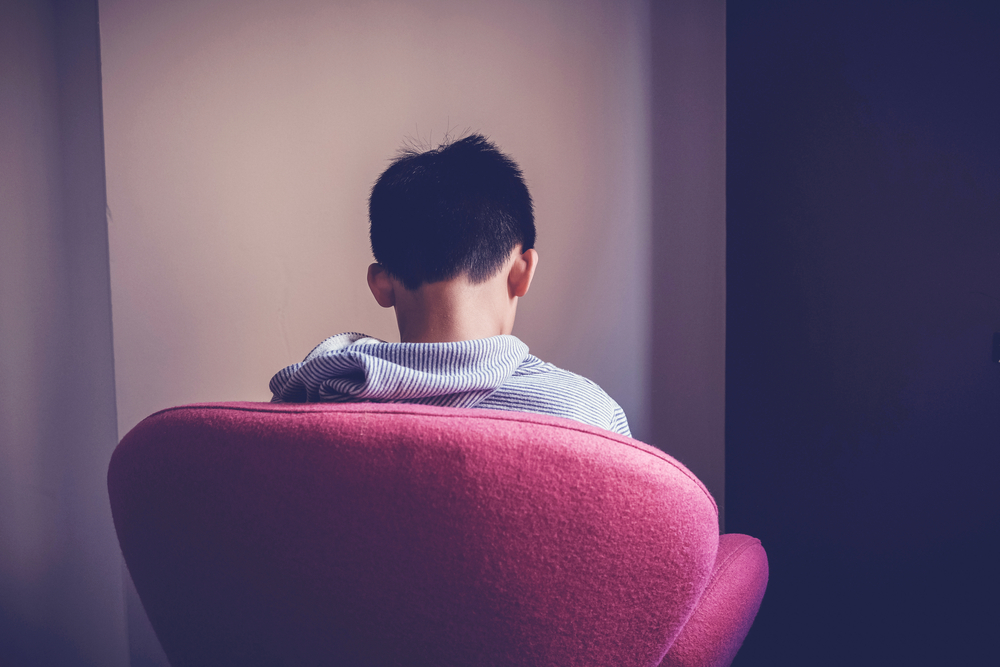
[100,0,651,442]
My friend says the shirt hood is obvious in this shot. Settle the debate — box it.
[269,332,531,408]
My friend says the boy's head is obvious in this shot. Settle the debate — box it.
[366,134,539,343]
[368,134,535,291]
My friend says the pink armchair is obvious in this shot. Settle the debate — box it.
[108,402,766,666]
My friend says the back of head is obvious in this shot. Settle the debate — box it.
[369,134,535,291]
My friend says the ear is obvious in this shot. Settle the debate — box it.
[508,248,538,298]
[367,263,396,308]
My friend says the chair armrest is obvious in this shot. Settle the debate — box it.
[659,533,769,667]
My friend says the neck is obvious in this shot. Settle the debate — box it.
[393,277,516,343]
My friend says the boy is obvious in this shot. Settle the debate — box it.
[269,134,630,436]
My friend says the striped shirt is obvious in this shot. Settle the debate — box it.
[269,332,631,437]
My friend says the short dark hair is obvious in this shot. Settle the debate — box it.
[368,134,535,290]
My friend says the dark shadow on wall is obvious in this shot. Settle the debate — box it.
[727,1,1000,664]
[650,0,727,530]
[0,0,124,664]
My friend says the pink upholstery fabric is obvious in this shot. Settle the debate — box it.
[109,402,729,666]
[660,533,769,667]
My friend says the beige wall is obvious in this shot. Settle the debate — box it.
[101,0,652,443]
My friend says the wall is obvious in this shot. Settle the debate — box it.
[0,1,127,665]
[99,0,652,443]
[727,1,1000,664]
[98,0,731,529]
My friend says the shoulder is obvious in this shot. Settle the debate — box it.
[510,355,603,394]
[485,355,631,437]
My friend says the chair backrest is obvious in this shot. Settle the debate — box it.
[108,402,720,667]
